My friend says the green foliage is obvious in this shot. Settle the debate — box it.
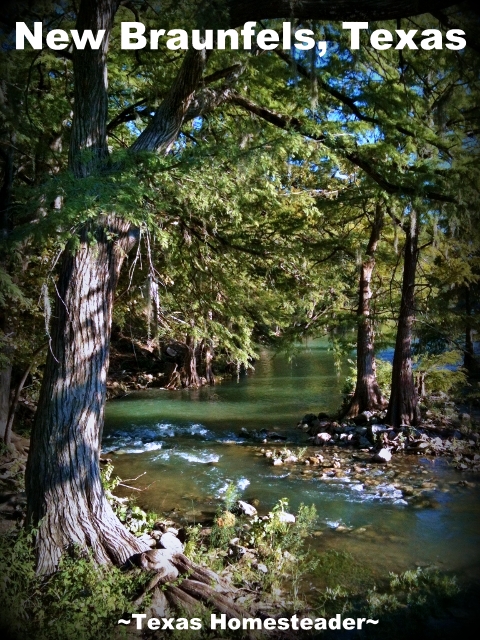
[0,527,149,640]
[2,1,479,403]
[101,463,157,535]
[312,549,375,594]
[414,350,468,397]
[376,359,393,398]
[314,562,461,637]
[208,483,239,550]
[364,568,460,630]
[185,497,318,606]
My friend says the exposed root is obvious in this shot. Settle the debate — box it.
[132,550,254,632]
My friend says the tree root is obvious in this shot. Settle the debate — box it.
[170,553,232,593]
[164,584,207,615]
[133,550,255,632]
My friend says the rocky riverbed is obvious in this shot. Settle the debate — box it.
[240,405,480,471]
[232,406,480,516]
[256,443,478,511]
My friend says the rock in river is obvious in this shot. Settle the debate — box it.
[372,448,392,463]
[315,432,332,445]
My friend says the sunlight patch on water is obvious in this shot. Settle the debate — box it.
[175,451,220,464]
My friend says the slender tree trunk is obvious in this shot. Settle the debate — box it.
[464,285,478,378]
[204,342,215,385]
[4,342,47,445]
[386,211,420,428]
[182,334,200,388]
[0,367,11,441]
[345,205,386,417]
[0,141,14,442]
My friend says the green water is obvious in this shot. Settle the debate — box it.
[103,342,480,582]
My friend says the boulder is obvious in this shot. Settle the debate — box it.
[372,448,392,463]
[353,411,374,425]
[236,500,257,517]
[315,432,332,445]
[267,431,287,441]
[414,441,430,450]
[159,531,184,554]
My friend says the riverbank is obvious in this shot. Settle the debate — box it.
[1,438,478,640]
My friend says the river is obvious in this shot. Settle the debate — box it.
[103,341,480,583]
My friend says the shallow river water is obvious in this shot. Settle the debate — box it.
[103,342,480,583]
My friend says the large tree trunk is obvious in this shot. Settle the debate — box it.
[25,0,207,573]
[26,220,149,575]
[386,211,421,428]
[24,0,147,575]
[345,205,386,417]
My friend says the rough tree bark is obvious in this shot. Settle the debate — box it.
[344,204,386,417]
[26,0,449,573]
[26,221,148,574]
[164,336,201,389]
[386,210,421,428]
